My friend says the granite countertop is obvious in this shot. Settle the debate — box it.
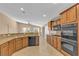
[0,34,39,45]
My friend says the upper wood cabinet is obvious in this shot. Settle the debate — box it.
[56,19,61,25]
[48,21,52,30]
[53,21,57,26]
[66,6,77,23]
[0,42,9,56]
[60,12,66,25]
[77,4,79,21]
[60,5,77,24]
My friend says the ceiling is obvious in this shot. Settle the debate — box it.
[0,3,75,26]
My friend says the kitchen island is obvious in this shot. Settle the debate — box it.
[0,33,39,56]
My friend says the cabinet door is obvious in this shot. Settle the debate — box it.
[0,42,9,56]
[51,36,54,47]
[77,4,79,21]
[47,35,51,45]
[48,21,52,30]
[8,39,15,55]
[15,38,23,51]
[61,12,66,25]
[53,36,57,48]
[56,37,61,50]
[36,36,39,46]
[66,6,76,23]
[53,21,57,26]
[58,19,61,25]
[49,36,51,45]
[22,37,28,47]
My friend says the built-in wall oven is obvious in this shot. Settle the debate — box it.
[61,23,77,56]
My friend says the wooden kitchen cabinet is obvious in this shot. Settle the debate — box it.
[0,42,9,56]
[51,36,54,47]
[36,36,39,46]
[66,6,76,23]
[58,19,61,25]
[15,38,23,51]
[47,35,51,45]
[56,37,61,51]
[77,4,79,22]
[53,36,57,48]
[60,12,66,25]
[8,39,15,55]
[53,21,57,26]
[22,37,28,48]
[48,21,52,30]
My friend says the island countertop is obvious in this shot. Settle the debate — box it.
[0,34,39,45]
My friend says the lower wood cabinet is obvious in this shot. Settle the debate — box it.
[15,38,23,51]
[0,36,39,56]
[51,36,54,47]
[47,35,51,44]
[47,35,61,51]
[56,37,61,51]
[0,42,9,56]
[8,39,15,55]
[22,37,28,47]
[53,36,57,48]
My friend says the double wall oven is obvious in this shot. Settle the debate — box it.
[61,23,77,56]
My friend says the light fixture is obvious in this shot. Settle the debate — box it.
[43,14,47,17]
[20,8,24,11]
[20,8,25,14]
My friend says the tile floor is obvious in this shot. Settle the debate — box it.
[12,37,64,56]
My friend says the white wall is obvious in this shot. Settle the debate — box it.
[17,22,41,33]
[0,12,18,34]
[44,24,49,39]
[0,12,41,34]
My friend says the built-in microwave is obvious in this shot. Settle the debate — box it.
[53,25,61,31]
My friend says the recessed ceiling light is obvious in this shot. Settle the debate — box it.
[43,14,47,17]
[20,8,24,11]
